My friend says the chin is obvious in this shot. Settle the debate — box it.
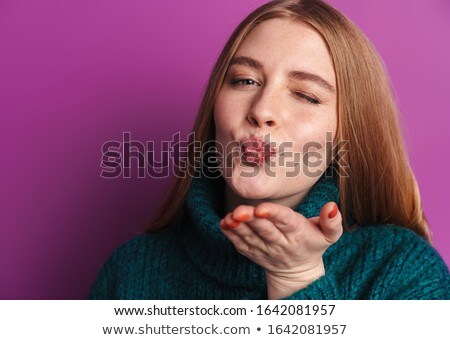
[226,174,273,199]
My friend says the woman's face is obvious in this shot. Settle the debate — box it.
[213,17,337,209]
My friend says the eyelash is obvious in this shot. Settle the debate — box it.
[229,78,321,105]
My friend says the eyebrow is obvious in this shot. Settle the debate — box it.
[229,55,336,94]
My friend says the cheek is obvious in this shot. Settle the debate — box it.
[213,94,226,127]
[290,117,336,150]
[213,90,245,133]
[213,92,236,150]
[213,97,228,144]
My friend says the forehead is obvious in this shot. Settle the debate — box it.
[234,18,335,85]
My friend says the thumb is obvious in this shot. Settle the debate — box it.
[318,202,343,244]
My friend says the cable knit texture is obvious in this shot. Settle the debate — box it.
[89,172,450,299]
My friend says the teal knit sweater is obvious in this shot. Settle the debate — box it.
[89,173,450,299]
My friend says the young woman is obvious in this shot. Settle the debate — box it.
[90,0,450,299]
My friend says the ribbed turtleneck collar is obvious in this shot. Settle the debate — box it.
[179,171,340,289]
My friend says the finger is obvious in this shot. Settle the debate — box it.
[222,213,267,248]
[219,218,232,231]
[223,212,241,229]
[220,220,253,254]
[219,214,240,231]
[230,205,285,243]
[254,202,305,235]
[318,201,343,244]
[247,217,288,244]
[231,205,254,223]
[220,213,268,255]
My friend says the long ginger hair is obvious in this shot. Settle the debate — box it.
[142,0,431,241]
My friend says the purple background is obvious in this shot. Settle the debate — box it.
[0,0,449,299]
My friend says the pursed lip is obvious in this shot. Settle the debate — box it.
[239,136,277,161]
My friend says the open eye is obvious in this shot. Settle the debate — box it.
[230,78,260,87]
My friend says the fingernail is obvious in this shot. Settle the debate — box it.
[227,219,240,228]
[256,211,270,218]
[328,203,338,219]
[219,220,229,230]
[234,213,250,222]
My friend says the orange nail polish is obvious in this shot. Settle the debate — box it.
[328,203,338,219]
[228,219,240,228]
[235,213,250,222]
[256,211,270,218]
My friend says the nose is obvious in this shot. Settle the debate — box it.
[246,88,279,129]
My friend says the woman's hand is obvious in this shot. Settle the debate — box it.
[219,202,343,299]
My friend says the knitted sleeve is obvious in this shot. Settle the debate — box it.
[280,274,341,300]
[369,229,450,300]
[280,226,450,300]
